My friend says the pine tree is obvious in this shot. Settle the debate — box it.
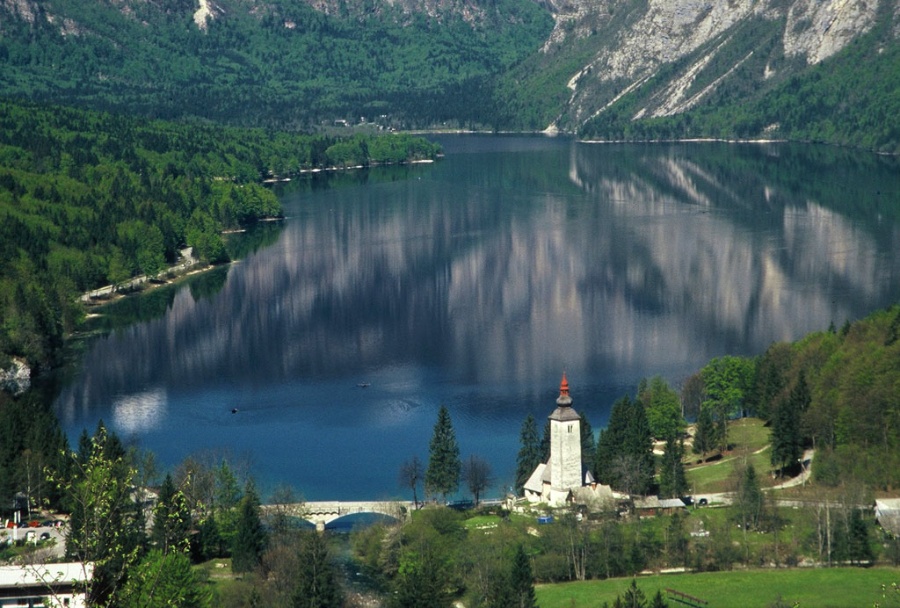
[539,418,551,463]
[152,473,192,554]
[292,531,343,608]
[515,415,542,495]
[733,462,765,531]
[771,371,809,474]
[692,405,715,459]
[231,480,266,573]
[510,544,537,608]
[621,579,647,608]
[122,550,211,608]
[594,396,631,485]
[658,436,687,499]
[580,412,596,456]
[847,509,874,565]
[425,405,461,500]
[650,589,669,608]
[624,398,655,495]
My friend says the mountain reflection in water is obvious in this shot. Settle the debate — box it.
[55,137,900,499]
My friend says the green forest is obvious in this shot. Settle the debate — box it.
[0,99,441,370]
[0,0,552,128]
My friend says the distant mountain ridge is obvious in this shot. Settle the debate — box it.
[0,0,898,150]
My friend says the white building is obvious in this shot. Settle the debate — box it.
[0,562,92,608]
[523,374,613,507]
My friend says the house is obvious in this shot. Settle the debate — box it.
[0,562,92,608]
[634,496,686,517]
[875,498,900,537]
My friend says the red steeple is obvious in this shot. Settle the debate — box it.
[556,372,572,407]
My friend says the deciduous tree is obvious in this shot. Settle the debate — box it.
[462,455,493,506]
[399,455,424,508]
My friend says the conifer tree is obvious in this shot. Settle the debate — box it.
[594,396,631,484]
[231,480,266,573]
[659,436,687,499]
[515,415,542,494]
[292,531,343,608]
[771,371,808,475]
[733,462,765,531]
[692,405,715,459]
[624,398,656,495]
[510,544,537,608]
[152,473,192,555]
[539,418,551,463]
[580,412,596,456]
[121,550,211,608]
[425,405,461,500]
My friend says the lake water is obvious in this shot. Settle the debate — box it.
[54,136,900,501]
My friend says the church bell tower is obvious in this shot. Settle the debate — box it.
[547,373,582,495]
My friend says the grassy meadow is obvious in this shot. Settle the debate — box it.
[535,566,900,607]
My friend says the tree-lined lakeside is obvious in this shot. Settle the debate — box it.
[0,99,441,373]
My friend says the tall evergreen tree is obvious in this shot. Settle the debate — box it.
[121,550,211,608]
[594,396,631,485]
[580,412,596,456]
[847,509,874,565]
[692,405,716,459]
[770,372,806,475]
[231,480,267,573]
[515,415,542,495]
[510,544,537,608]
[733,462,765,531]
[291,531,343,608]
[595,396,655,495]
[539,418,551,463]
[425,405,461,500]
[658,436,687,499]
[152,473,192,555]
[624,398,656,495]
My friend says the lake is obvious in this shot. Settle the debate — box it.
[54,136,900,501]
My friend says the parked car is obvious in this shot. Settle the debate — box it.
[39,532,51,541]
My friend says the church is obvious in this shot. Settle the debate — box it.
[523,374,613,507]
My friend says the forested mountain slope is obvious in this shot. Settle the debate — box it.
[2,0,899,150]
[0,0,552,127]
[501,0,900,151]
[0,99,441,374]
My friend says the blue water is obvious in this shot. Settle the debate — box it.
[54,136,900,500]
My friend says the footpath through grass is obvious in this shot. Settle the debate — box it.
[686,418,774,495]
[535,566,900,608]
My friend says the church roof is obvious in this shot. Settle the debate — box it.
[524,463,547,494]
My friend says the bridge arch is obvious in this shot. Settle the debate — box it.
[266,500,413,532]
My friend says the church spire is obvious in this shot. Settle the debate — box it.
[556,372,572,407]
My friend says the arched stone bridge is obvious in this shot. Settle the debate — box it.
[265,501,414,531]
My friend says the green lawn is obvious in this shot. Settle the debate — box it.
[536,567,900,608]
[686,418,776,495]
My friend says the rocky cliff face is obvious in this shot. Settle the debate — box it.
[544,0,890,129]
